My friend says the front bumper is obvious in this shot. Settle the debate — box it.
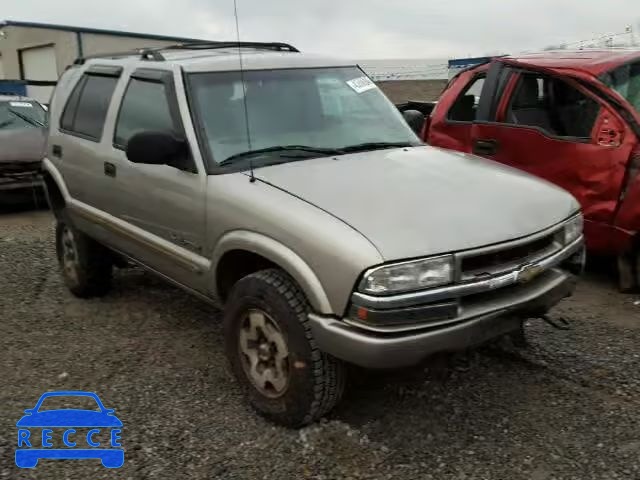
[309,237,584,369]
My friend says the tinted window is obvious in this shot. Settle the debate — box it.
[448,76,485,122]
[505,74,600,139]
[61,73,118,140]
[60,75,86,131]
[114,78,176,147]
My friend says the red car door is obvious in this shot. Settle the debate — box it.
[426,66,488,153]
[470,61,636,254]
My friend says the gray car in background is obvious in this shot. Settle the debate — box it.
[42,42,585,427]
[0,95,47,202]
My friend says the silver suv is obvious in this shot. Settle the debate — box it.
[43,42,585,427]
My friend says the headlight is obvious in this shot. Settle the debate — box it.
[564,214,583,244]
[359,255,454,295]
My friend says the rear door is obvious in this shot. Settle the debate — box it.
[426,66,488,151]
[470,61,636,252]
[55,65,122,216]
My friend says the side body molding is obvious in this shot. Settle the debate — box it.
[211,230,333,314]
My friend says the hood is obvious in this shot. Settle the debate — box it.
[16,409,123,428]
[254,146,579,260]
[0,128,46,163]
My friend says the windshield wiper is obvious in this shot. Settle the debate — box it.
[219,145,342,166]
[7,108,45,128]
[339,141,416,153]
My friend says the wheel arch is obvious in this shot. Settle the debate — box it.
[41,158,70,218]
[212,231,333,315]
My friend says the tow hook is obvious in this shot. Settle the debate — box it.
[539,314,571,330]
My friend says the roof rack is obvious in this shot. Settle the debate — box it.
[73,41,299,65]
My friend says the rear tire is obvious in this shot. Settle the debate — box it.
[223,269,346,427]
[55,212,113,298]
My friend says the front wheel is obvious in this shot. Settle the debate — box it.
[223,269,346,427]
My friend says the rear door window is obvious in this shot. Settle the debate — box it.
[503,73,600,139]
[61,73,119,141]
[114,78,177,148]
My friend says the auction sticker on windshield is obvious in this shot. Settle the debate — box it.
[346,76,376,94]
[9,102,34,108]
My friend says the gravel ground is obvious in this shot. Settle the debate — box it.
[1,206,640,480]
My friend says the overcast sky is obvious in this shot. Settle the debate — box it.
[3,0,640,59]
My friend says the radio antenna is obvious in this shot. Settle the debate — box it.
[233,0,256,182]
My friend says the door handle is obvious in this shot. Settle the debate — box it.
[473,139,499,156]
[104,162,117,177]
[52,145,62,158]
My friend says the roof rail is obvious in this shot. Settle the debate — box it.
[73,41,299,65]
[73,48,164,65]
[165,41,299,53]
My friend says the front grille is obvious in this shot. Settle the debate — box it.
[0,162,41,183]
[461,233,559,279]
[0,161,41,175]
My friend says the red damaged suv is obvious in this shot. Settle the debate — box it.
[418,50,640,289]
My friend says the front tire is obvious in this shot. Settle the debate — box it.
[223,269,346,427]
[55,213,113,298]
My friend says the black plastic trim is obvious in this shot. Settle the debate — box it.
[86,65,123,77]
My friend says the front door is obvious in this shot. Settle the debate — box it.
[105,68,208,290]
[471,62,636,253]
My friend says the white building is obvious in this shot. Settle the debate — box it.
[0,20,206,103]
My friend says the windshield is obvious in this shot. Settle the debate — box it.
[0,100,47,130]
[187,67,420,170]
[601,60,640,114]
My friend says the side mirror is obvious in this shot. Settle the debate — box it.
[24,409,34,414]
[126,131,187,167]
[402,109,426,135]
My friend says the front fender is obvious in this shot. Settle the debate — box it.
[211,230,333,314]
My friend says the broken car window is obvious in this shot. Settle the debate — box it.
[505,74,600,139]
[602,61,640,115]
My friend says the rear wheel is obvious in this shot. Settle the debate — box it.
[55,213,113,298]
[223,269,346,427]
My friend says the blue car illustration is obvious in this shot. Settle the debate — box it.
[15,391,123,468]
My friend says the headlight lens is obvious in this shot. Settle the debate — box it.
[360,255,454,295]
[564,214,583,245]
